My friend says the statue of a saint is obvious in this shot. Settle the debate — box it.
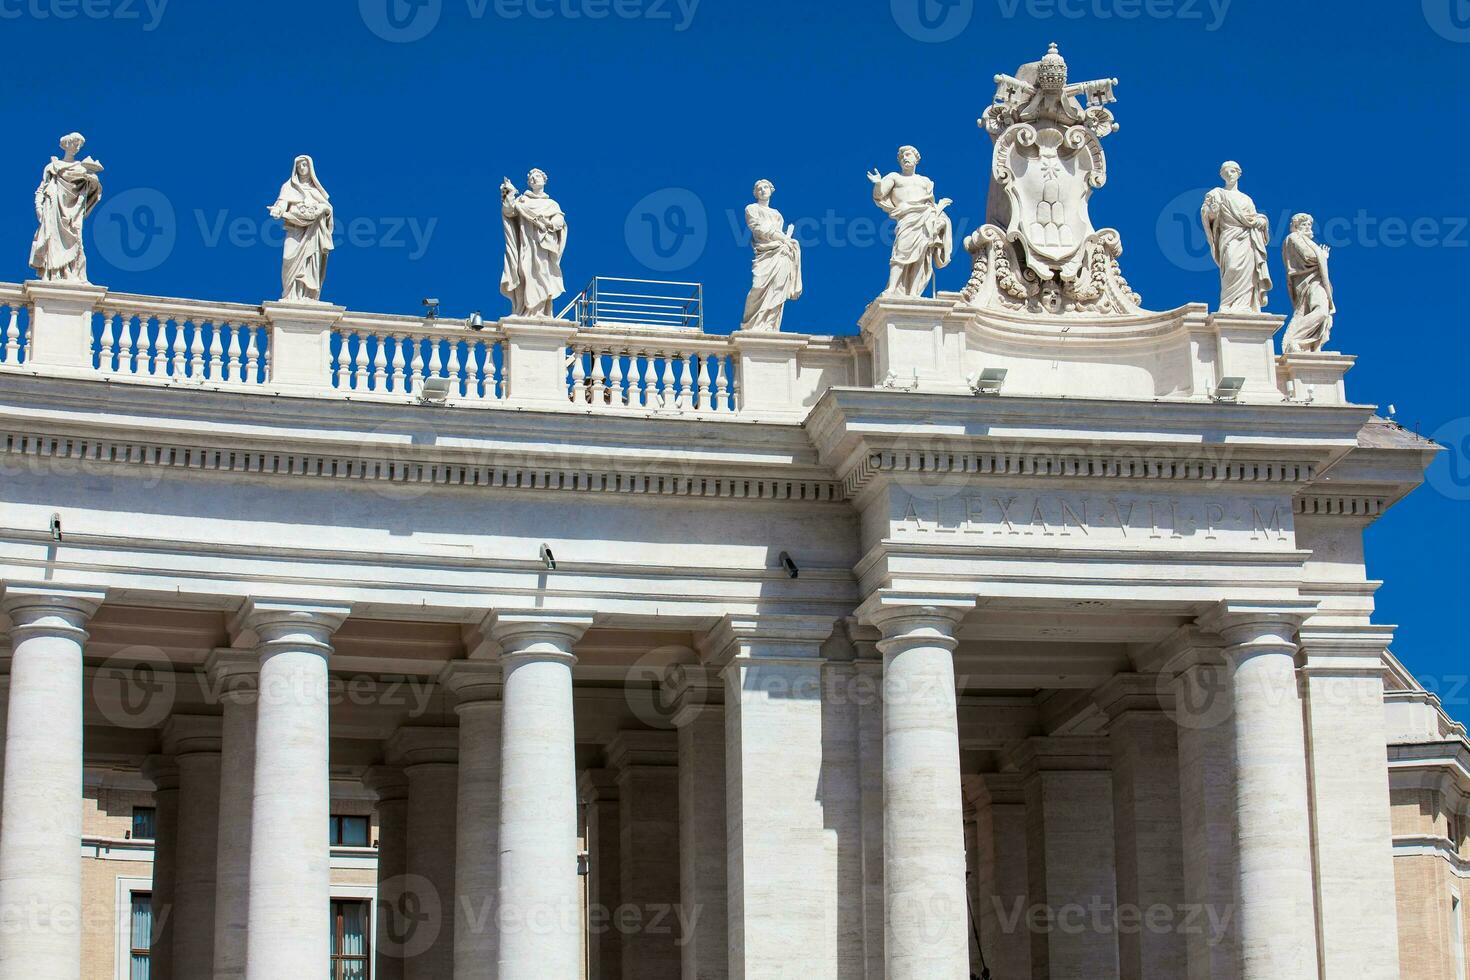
[29,132,103,283]
[268,155,334,302]
[739,180,802,332]
[500,169,568,318]
[1201,161,1272,313]
[1282,213,1335,353]
[868,146,953,297]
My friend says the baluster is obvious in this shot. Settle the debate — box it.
[225,324,242,383]
[608,349,625,407]
[697,354,713,411]
[407,336,424,391]
[206,323,224,380]
[391,335,408,392]
[346,332,362,389]
[450,340,468,396]
[570,345,587,403]
[98,311,118,372]
[590,348,607,406]
[491,341,504,399]
[3,306,18,363]
[471,341,487,399]
[635,352,649,408]
[187,321,204,379]
[712,355,728,412]
[372,334,388,392]
[166,319,182,377]
[728,357,741,411]
[428,336,444,380]
[674,354,690,411]
[245,325,264,383]
[142,315,159,375]
[654,351,669,410]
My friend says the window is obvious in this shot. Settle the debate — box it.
[129,892,152,980]
[131,807,156,841]
[330,815,370,848]
[330,900,370,980]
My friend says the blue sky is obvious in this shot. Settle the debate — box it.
[4,0,1468,717]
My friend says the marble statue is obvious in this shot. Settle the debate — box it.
[268,155,334,302]
[739,180,802,331]
[500,169,568,318]
[868,146,953,297]
[962,44,1141,316]
[29,132,103,283]
[1201,161,1272,313]
[1282,213,1335,353]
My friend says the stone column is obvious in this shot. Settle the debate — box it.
[1162,633,1237,980]
[969,774,1031,980]
[1008,737,1119,980]
[141,755,180,980]
[206,650,258,980]
[579,768,622,980]
[1298,624,1401,979]
[490,611,592,980]
[865,603,971,979]
[240,601,348,980]
[442,660,502,979]
[0,586,100,980]
[364,765,410,980]
[822,641,867,979]
[851,631,886,980]
[710,614,839,977]
[387,726,460,980]
[1204,600,1319,980]
[1096,676,1187,980]
[667,667,727,980]
[608,730,681,979]
[164,716,222,980]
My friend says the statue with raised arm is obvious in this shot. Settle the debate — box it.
[500,168,568,318]
[739,179,802,331]
[268,155,334,302]
[1201,161,1273,313]
[1282,213,1335,353]
[29,132,103,283]
[868,145,952,297]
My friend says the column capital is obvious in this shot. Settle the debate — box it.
[698,613,839,667]
[1092,673,1171,722]
[1138,625,1227,678]
[660,662,724,727]
[142,753,180,792]
[484,610,594,664]
[363,764,410,804]
[230,599,350,651]
[979,772,1027,806]
[607,730,679,773]
[1296,624,1395,676]
[1004,736,1112,776]
[579,767,620,804]
[162,715,222,757]
[0,584,104,642]
[439,659,502,709]
[856,592,974,639]
[1197,598,1316,650]
[386,725,459,770]
[204,648,259,705]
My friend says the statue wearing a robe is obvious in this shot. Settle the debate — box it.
[868,145,953,297]
[501,169,568,318]
[29,132,103,283]
[1201,160,1272,313]
[268,155,334,302]
[739,180,802,332]
[1282,213,1335,353]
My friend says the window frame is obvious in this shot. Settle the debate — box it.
[329,897,372,980]
[329,814,371,848]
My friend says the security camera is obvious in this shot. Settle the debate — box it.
[49,513,62,542]
[422,298,441,320]
[778,551,798,579]
[540,544,556,571]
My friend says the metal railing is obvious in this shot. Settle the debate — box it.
[558,277,703,331]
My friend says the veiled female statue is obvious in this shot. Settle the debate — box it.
[268,155,334,302]
[1282,213,1335,353]
[500,169,568,318]
[29,132,103,283]
[1201,161,1272,313]
[739,180,802,332]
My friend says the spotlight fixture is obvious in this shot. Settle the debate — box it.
[49,513,62,542]
[968,368,1008,396]
[417,376,452,406]
[778,551,799,579]
[1212,376,1246,404]
[422,297,441,320]
[540,544,557,571]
